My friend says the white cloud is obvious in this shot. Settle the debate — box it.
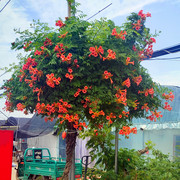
[104,0,165,19]
[21,0,166,23]
[0,2,30,43]
[0,1,31,68]
[151,71,180,87]
[26,0,68,25]
[77,0,165,20]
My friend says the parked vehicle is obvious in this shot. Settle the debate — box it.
[17,148,82,180]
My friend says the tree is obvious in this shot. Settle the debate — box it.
[1,9,174,179]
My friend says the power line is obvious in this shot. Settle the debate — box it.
[0,69,10,77]
[0,0,11,13]
[86,3,112,21]
[144,56,180,61]
[0,110,9,118]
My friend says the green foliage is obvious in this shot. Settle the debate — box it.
[87,147,180,180]
[84,134,180,180]
[80,125,115,167]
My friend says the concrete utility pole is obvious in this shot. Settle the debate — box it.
[67,2,76,179]
[68,1,71,18]
[115,127,119,175]
[68,0,75,17]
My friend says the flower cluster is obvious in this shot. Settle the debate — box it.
[106,113,116,124]
[138,88,154,97]
[132,45,137,51]
[58,32,68,38]
[122,110,130,117]
[89,46,104,58]
[65,68,74,81]
[122,78,131,88]
[90,109,105,119]
[73,59,79,68]
[4,99,13,112]
[33,87,43,101]
[141,103,149,112]
[138,10,151,20]
[119,126,137,138]
[44,38,53,47]
[54,43,65,58]
[58,113,87,131]
[103,49,116,61]
[34,50,43,56]
[162,92,174,101]
[23,41,32,50]
[46,73,61,88]
[132,10,151,31]
[17,103,26,111]
[35,99,71,117]
[22,57,37,71]
[138,50,145,60]
[74,86,89,98]
[132,20,142,31]
[115,88,127,106]
[62,131,66,139]
[55,20,65,28]
[164,102,172,111]
[146,109,163,122]
[61,53,72,64]
[132,75,142,86]
[132,100,139,110]
[111,28,127,40]
[144,37,156,58]
[24,67,43,88]
[81,97,91,108]
[103,70,113,79]
[126,57,134,65]
[29,66,43,81]
[118,110,129,119]
[103,71,113,84]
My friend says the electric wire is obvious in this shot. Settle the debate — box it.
[0,0,11,13]
[144,57,180,61]
[86,3,112,21]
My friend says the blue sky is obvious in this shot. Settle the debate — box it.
[0,0,180,119]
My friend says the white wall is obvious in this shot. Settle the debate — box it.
[119,128,180,159]
[144,129,180,159]
[119,130,144,150]
[27,133,59,158]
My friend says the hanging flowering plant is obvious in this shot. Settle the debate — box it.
[2,9,174,179]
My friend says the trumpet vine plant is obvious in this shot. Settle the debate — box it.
[2,7,174,179]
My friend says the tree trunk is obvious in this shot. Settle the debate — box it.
[62,122,77,180]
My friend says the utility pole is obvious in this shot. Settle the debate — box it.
[115,127,119,175]
[68,0,71,18]
[68,2,76,179]
[68,0,75,17]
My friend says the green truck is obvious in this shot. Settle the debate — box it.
[17,148,82,180]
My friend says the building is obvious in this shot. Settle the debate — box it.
[119,86,180,159]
